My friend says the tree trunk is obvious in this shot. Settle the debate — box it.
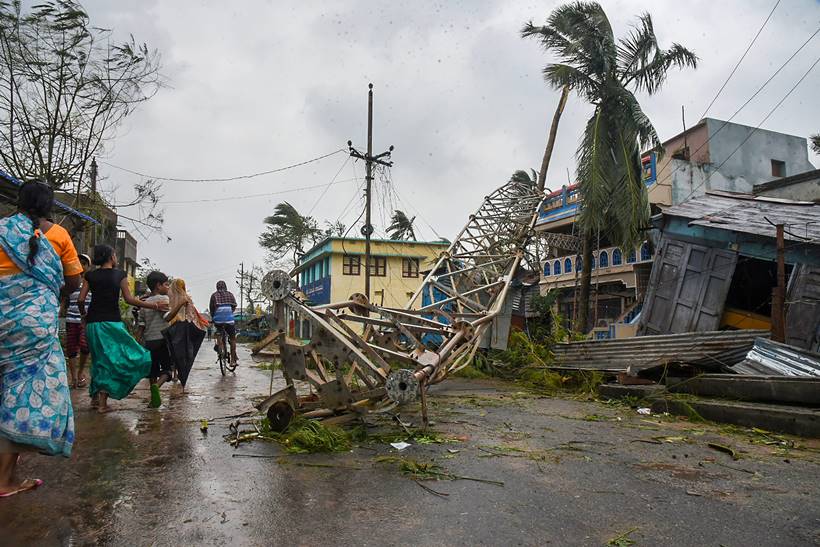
[575,232,594,333]
[537,85,570,193]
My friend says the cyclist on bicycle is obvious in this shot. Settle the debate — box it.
[209,280,238,366]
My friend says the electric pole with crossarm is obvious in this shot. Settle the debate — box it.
[348,83,394,302]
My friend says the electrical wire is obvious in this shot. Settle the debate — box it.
[698,0,781,119]
[652,25,820,192]
[161,178,358,205]
[307,156,351,217]
[99,149,346,183]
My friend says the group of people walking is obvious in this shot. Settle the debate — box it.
[0,180,237,498]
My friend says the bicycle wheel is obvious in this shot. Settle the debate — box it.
[218,333,227,376]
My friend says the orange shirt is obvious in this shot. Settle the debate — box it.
[0,222,83,277]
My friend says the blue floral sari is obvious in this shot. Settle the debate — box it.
[0,213,74,457]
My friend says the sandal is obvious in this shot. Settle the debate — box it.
[77,377,88,388]
[0,478,43,498]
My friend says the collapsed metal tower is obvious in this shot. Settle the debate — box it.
[259,178,545,430]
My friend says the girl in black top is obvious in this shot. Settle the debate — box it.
[78,245,169,413]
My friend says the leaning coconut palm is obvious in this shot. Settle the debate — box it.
[387,210,417,241]
[522,2,697,331]
[259,202,322,269]
[510,169,539,187]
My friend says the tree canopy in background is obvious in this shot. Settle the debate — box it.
[0,0,161,191]
[259,201,322,269]
[387,209,416,241]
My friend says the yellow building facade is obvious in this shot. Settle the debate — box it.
[294,237,448,308]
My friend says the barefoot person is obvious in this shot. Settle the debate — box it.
[0,181,81,497]
[64,254,92,388]
[78,245,167,413]
[137,271,189,408]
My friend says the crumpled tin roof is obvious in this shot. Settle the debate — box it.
[731,337,820,377]
[663,192,820,243]
[551,329,768,374]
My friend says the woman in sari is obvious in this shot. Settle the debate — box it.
[78,245,168,413]
[0,181,81,497]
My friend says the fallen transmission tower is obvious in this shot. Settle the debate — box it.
[259,178,545,430]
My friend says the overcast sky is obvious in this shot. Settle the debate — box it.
[78,0,820,307]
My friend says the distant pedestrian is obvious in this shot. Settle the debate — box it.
[0,181,81,497]
[209,280,238,366]
[78,245,168,413]
[137,271,189,408]
[63,253,92,388]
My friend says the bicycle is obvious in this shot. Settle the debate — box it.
[215,326,237,376]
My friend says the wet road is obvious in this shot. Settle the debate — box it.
[1,344,819,546]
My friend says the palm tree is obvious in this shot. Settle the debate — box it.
[258,201,322,269]
[811,134,820,155]
[387,210,417,241]
[523,2,697,332]
[510,169,538,187]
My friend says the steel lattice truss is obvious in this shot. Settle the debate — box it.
[260,179,545,430]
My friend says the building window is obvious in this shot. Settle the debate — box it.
[640,242,651,261]
[576,257,582,272]
[402,257,419,278]
[564,258,572,273]
[369,256,387,277]
[543,262,551,276]
[612,248,622,266]
[554,260,561,275]
[599,250,609,268]
[627,248,637,263]
[771,159,786,177]
[342,255,360,275]
[325,257,331,278]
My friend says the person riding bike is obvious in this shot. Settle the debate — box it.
[209,280,238,366]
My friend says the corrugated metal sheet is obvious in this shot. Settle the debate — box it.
[551,329,768,374]
[0,169,99,224]
[663,192,820,243]
[731,337,820,377]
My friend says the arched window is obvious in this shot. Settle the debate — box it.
[640,242,651,261]
[591,254,596,270]
[543,262,550,276]
[554,260,561,275]
[612,248,623,266]
[627,248,637,263]
[599,250,609,268]
[564,258,572,273]
[576,257,583,272]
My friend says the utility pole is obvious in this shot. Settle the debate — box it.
[239,262,245,320]
[771,224,786,342]
[348,83,394,302]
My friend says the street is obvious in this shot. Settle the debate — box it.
[0,344,818,546]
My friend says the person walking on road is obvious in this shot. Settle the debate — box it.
[136,271,189,408]
[0,181,81,497]
[78,245,168,413]
[63,253,92,388]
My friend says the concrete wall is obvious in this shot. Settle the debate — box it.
[705,118,815,186]
[754,171,820,202]
[323,239,446,308]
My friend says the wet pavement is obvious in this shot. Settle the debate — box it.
[1,344,819,546]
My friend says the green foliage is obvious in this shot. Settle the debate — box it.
[260,417,352,454]
[259,202,322,269]
[387,210,416,241]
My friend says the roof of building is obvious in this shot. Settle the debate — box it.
[753,168,820,196]
[0,169,99,224]
[662,191,820,243]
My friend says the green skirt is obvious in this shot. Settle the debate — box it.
[86,321,151,400]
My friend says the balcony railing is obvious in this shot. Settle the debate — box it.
[541,242,652,279]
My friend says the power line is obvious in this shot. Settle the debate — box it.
[653,25,820,192]
[675,54,819,206]
[698,0,780,119]
[99,149,346,183]
[307,156,351,217]
[161,178,358,205]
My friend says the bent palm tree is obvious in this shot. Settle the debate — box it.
[259,201,322,269]
[387,210,417,241]
[523,2,697,331]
